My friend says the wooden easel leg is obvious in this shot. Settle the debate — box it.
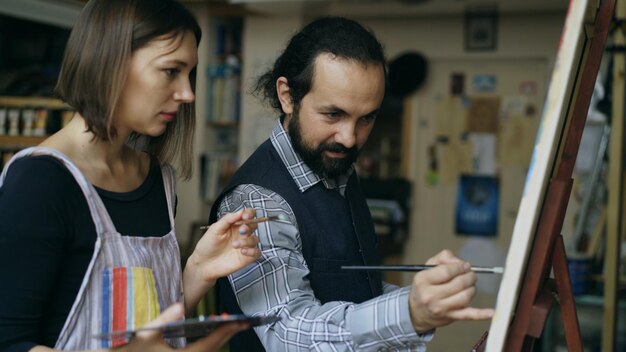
[552,234,583,352]
[605,2,626,348]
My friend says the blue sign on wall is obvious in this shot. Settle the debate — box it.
[455,175,499,236]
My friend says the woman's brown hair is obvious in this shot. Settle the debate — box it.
[55,0,201,179]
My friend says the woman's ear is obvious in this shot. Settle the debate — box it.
[276,77,294,115]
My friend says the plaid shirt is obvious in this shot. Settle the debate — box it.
[217,120,433,351]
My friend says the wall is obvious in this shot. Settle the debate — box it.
[238,16,303,162]
[175,3,213,247]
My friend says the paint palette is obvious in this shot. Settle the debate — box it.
[93,314,281,341]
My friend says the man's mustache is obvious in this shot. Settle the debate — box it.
[320,143,357,155]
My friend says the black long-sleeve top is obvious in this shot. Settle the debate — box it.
[0,155,172,352]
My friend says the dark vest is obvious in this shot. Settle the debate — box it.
[209,139,383,352]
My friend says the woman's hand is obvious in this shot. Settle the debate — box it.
[189,208,261,282]
[183,209,261,313]
[121,303,248,352]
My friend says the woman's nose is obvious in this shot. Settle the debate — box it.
[174,79,195,103]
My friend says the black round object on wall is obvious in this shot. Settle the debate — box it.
[388,51,428,97]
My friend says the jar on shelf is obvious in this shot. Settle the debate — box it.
[21,108,35,136]
[0,107,7,135]
[7,109,20,136]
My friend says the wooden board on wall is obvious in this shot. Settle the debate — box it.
[404,57,548,351]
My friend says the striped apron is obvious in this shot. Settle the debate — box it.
[0,147,185,349]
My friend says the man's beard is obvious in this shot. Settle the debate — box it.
[287,108,359,179]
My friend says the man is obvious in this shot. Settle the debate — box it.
[209,17,494,351]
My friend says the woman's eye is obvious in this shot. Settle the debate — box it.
[164,68,180,77]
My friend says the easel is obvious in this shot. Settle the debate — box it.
[472,0,616,350]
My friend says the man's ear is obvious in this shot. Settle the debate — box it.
[276,77,294,115]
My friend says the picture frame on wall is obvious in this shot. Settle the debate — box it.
[464,10,498,51]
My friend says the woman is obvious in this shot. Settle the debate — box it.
[0,0,260,351]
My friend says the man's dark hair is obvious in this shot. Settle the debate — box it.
[254,17,386,113]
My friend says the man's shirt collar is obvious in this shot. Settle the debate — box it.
[270,119,352,194]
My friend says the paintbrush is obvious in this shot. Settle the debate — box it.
[199,214,288,230]
[341,265,504,274]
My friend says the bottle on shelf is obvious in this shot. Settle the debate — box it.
[34,108,48,137]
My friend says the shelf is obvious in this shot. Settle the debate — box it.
[590,274,626,285]
[574,294,626,307]
[0,135,46,148]
[0,96,68,109]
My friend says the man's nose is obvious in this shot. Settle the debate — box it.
[334,122,356,149]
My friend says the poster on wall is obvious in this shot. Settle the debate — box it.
[472,74,497,93]
[455,175,499,236]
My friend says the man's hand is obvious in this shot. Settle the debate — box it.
[408,250,494,333]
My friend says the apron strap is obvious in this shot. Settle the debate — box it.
[0,146,117,235]
[159,162,177,231]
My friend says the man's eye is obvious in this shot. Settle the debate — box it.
[324,112,340,118]
[361,115,377,123]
